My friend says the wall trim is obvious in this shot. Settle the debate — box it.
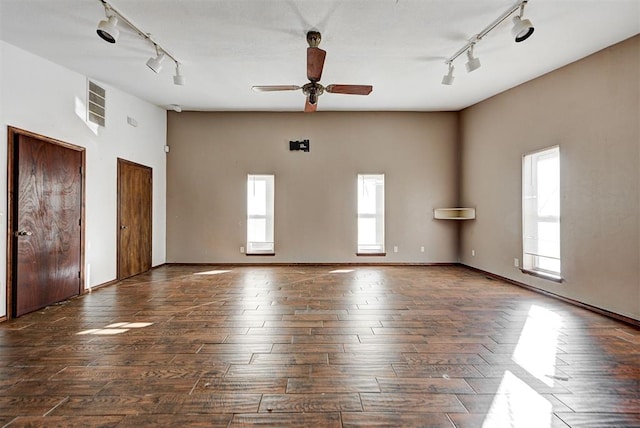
[81,264,166,295]
[5,262,636,328]
[166,262,456,267]
[83,279,119,294]
[462,264,640,328]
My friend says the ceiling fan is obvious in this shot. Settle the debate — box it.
[252,31,373,113]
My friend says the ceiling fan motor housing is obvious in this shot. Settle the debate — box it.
[306,31,321,47]
[302,82,324,104]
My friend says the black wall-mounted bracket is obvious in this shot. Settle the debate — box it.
[290,139,310,152]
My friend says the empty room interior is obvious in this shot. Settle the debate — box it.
[0,1,638,427]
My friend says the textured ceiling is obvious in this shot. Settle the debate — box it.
[0,0,638,112]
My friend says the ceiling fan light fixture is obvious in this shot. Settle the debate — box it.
[173,63,185,85]
[512,15,535,42]
[96,14,119,43]
[146,50,165,74]
[441,64,455,85]
[465,47,481,73]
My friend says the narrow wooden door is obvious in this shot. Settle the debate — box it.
[117,159,152,279]
[13,133,83,317]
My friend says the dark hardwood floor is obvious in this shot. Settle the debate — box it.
[1,265,638,427]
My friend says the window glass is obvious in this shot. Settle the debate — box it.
[247,174,274,254]
[357,174,385,254]
[523,147,560,277]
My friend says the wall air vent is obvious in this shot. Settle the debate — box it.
[87,80,106,127]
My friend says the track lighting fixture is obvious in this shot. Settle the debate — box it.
[441,63,455,85]
[146,48,165,74]
[173,63,186,85]
[95,0,185,86]
[441,0,534,84]
[96,6,119,43]
[512,15,534,42]
[465,46,481,72]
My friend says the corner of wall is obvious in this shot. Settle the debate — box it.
[454,110,464,262]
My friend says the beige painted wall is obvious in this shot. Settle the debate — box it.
[167,111,459,263]
[460,35,640,320]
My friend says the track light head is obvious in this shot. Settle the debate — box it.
[173,63,185,85]
[441,64,455,85]
[97,14,119,43]
[512,15,535,42]
[146,51,165,73]
[465,47,481,73]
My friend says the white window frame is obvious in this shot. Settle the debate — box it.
[247,174,275,255]
[522,146,561,280]
[357,173,385,255]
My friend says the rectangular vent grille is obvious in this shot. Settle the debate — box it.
[87,80,106,127]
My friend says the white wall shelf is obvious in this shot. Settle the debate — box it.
[433,207,476,220]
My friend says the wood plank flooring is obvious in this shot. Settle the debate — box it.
[1,265,638,427]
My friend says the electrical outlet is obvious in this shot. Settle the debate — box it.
[240,246,245,254]
[393,246,398,253]
[514,258,519,267]
[420,246,425,253]
[471,249,476,257]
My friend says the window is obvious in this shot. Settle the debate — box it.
[247,174,275,254]
[522,147,560,278]
[357,174,385,254]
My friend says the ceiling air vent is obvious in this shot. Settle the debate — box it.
[87,80,106,127]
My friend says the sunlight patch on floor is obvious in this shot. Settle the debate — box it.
[483,370,554,428]
[77,322,153,335]
[512,305,562,386]
[194,270,232,275]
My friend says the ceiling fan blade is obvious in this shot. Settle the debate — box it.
[325,84,373,95]
[251,85,301,92]
[307,47,326,82]
[304,97,318,113]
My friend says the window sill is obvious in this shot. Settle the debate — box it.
[246,253,275,256]
[356,253,386,257]
[521,269,563,283]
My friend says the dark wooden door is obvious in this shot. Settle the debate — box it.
[14,134,83,317]
[117,159,152,279]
